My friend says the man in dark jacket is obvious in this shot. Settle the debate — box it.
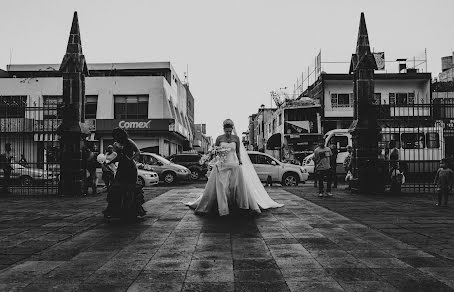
[329,142,338,189]
[1,143,14,194]
[84,147,98,195]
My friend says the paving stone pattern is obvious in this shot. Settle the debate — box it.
[0,187,454,291]
[285,185,454,261]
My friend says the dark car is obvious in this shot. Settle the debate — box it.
[167,153,208,180]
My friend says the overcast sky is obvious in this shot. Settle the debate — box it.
[1,0,453,138]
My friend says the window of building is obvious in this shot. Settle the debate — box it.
[278,114,282,125]
[85,95,98,119]
[426,132,440,148]
[114,95,148,119]
[331,93,352,108]
[43,96,63,120]
[374,93,382,105]
[0,96,27,118]
[389,92,416,105]
[272,119,276,132]
[401,133,425,149]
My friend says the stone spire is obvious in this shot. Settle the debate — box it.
[350,13,377,73]
[348,12,383,195]
[60,12,88,75]
[57,11,90,197]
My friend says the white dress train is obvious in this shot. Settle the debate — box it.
[185,141,283,216]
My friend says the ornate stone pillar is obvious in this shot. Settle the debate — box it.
[348,13,383,194]
[57,12,90,196]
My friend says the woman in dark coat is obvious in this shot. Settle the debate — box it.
[103,128,146,221]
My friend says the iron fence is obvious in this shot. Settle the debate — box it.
[377,99,454,194]
[0,96,62,195]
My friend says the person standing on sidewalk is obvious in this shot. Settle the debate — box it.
[102,145,117,191]
[84,147,98,196]
[329,142,338,189]
[434,158,454,207]
[1,143,14,194]
[313,138,333,197]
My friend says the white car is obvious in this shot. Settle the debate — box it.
[10,163,57,186]
[302,155,315,175]
[247,151,308,186]
[136,164,159,187]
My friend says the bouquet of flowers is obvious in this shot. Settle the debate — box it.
[201,146,232,169]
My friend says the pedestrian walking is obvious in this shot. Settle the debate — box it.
[313,138,333,197]
[101,145,117,191]
[344,146,353,189]
[103,128,145,221]
[0,143,14,194]
[19,154,28,167]
[84,147,98,195]
[434,158,454,207]
[329,142,338,189]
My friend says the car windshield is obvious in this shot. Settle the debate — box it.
[155,155,171,164]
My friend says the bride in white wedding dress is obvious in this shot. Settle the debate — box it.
[185,119,283,216]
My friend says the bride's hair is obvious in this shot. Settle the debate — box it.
[223,119,234,129]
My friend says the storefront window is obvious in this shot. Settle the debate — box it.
[114,95,148,119]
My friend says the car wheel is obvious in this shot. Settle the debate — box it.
[20,175,34,187]
[283,173,299,187]
[190,169,201,180]
[163,172,176,185]
[136,176,145,188]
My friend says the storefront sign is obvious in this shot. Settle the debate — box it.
[96,119,173,132]
[118,120,151,129]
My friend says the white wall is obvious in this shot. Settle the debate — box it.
[0,75,191,139]
[324,78,431,118]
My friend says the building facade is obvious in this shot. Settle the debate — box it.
[303,72,432,133]
[253,107,276,152]
[0,62,194,166]
[193,123,212,154]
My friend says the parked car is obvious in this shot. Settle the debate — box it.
[247,151,309,186]
[136,152,191,184]
[136,163,159,187]
[167,153,208,180]
[9,163,57,186]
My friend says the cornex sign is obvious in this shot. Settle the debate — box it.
[118,120,151,129]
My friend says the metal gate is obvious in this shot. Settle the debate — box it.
[0,96,61,195]
[378,99,454,194]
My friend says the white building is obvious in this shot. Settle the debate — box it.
[0,62,194,167]
[304,72,432,132]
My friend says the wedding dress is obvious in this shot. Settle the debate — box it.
[185,138,283,216]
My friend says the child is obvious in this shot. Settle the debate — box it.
[434,158,454,207]
[390,166,403,195]
[313,138,333,197]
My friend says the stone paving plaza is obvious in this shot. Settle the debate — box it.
[1,187,454,291]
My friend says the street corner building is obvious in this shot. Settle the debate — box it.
[0,62,195,166]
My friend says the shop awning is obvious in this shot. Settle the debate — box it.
[285,121,310,132]
[266,133,282,150]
